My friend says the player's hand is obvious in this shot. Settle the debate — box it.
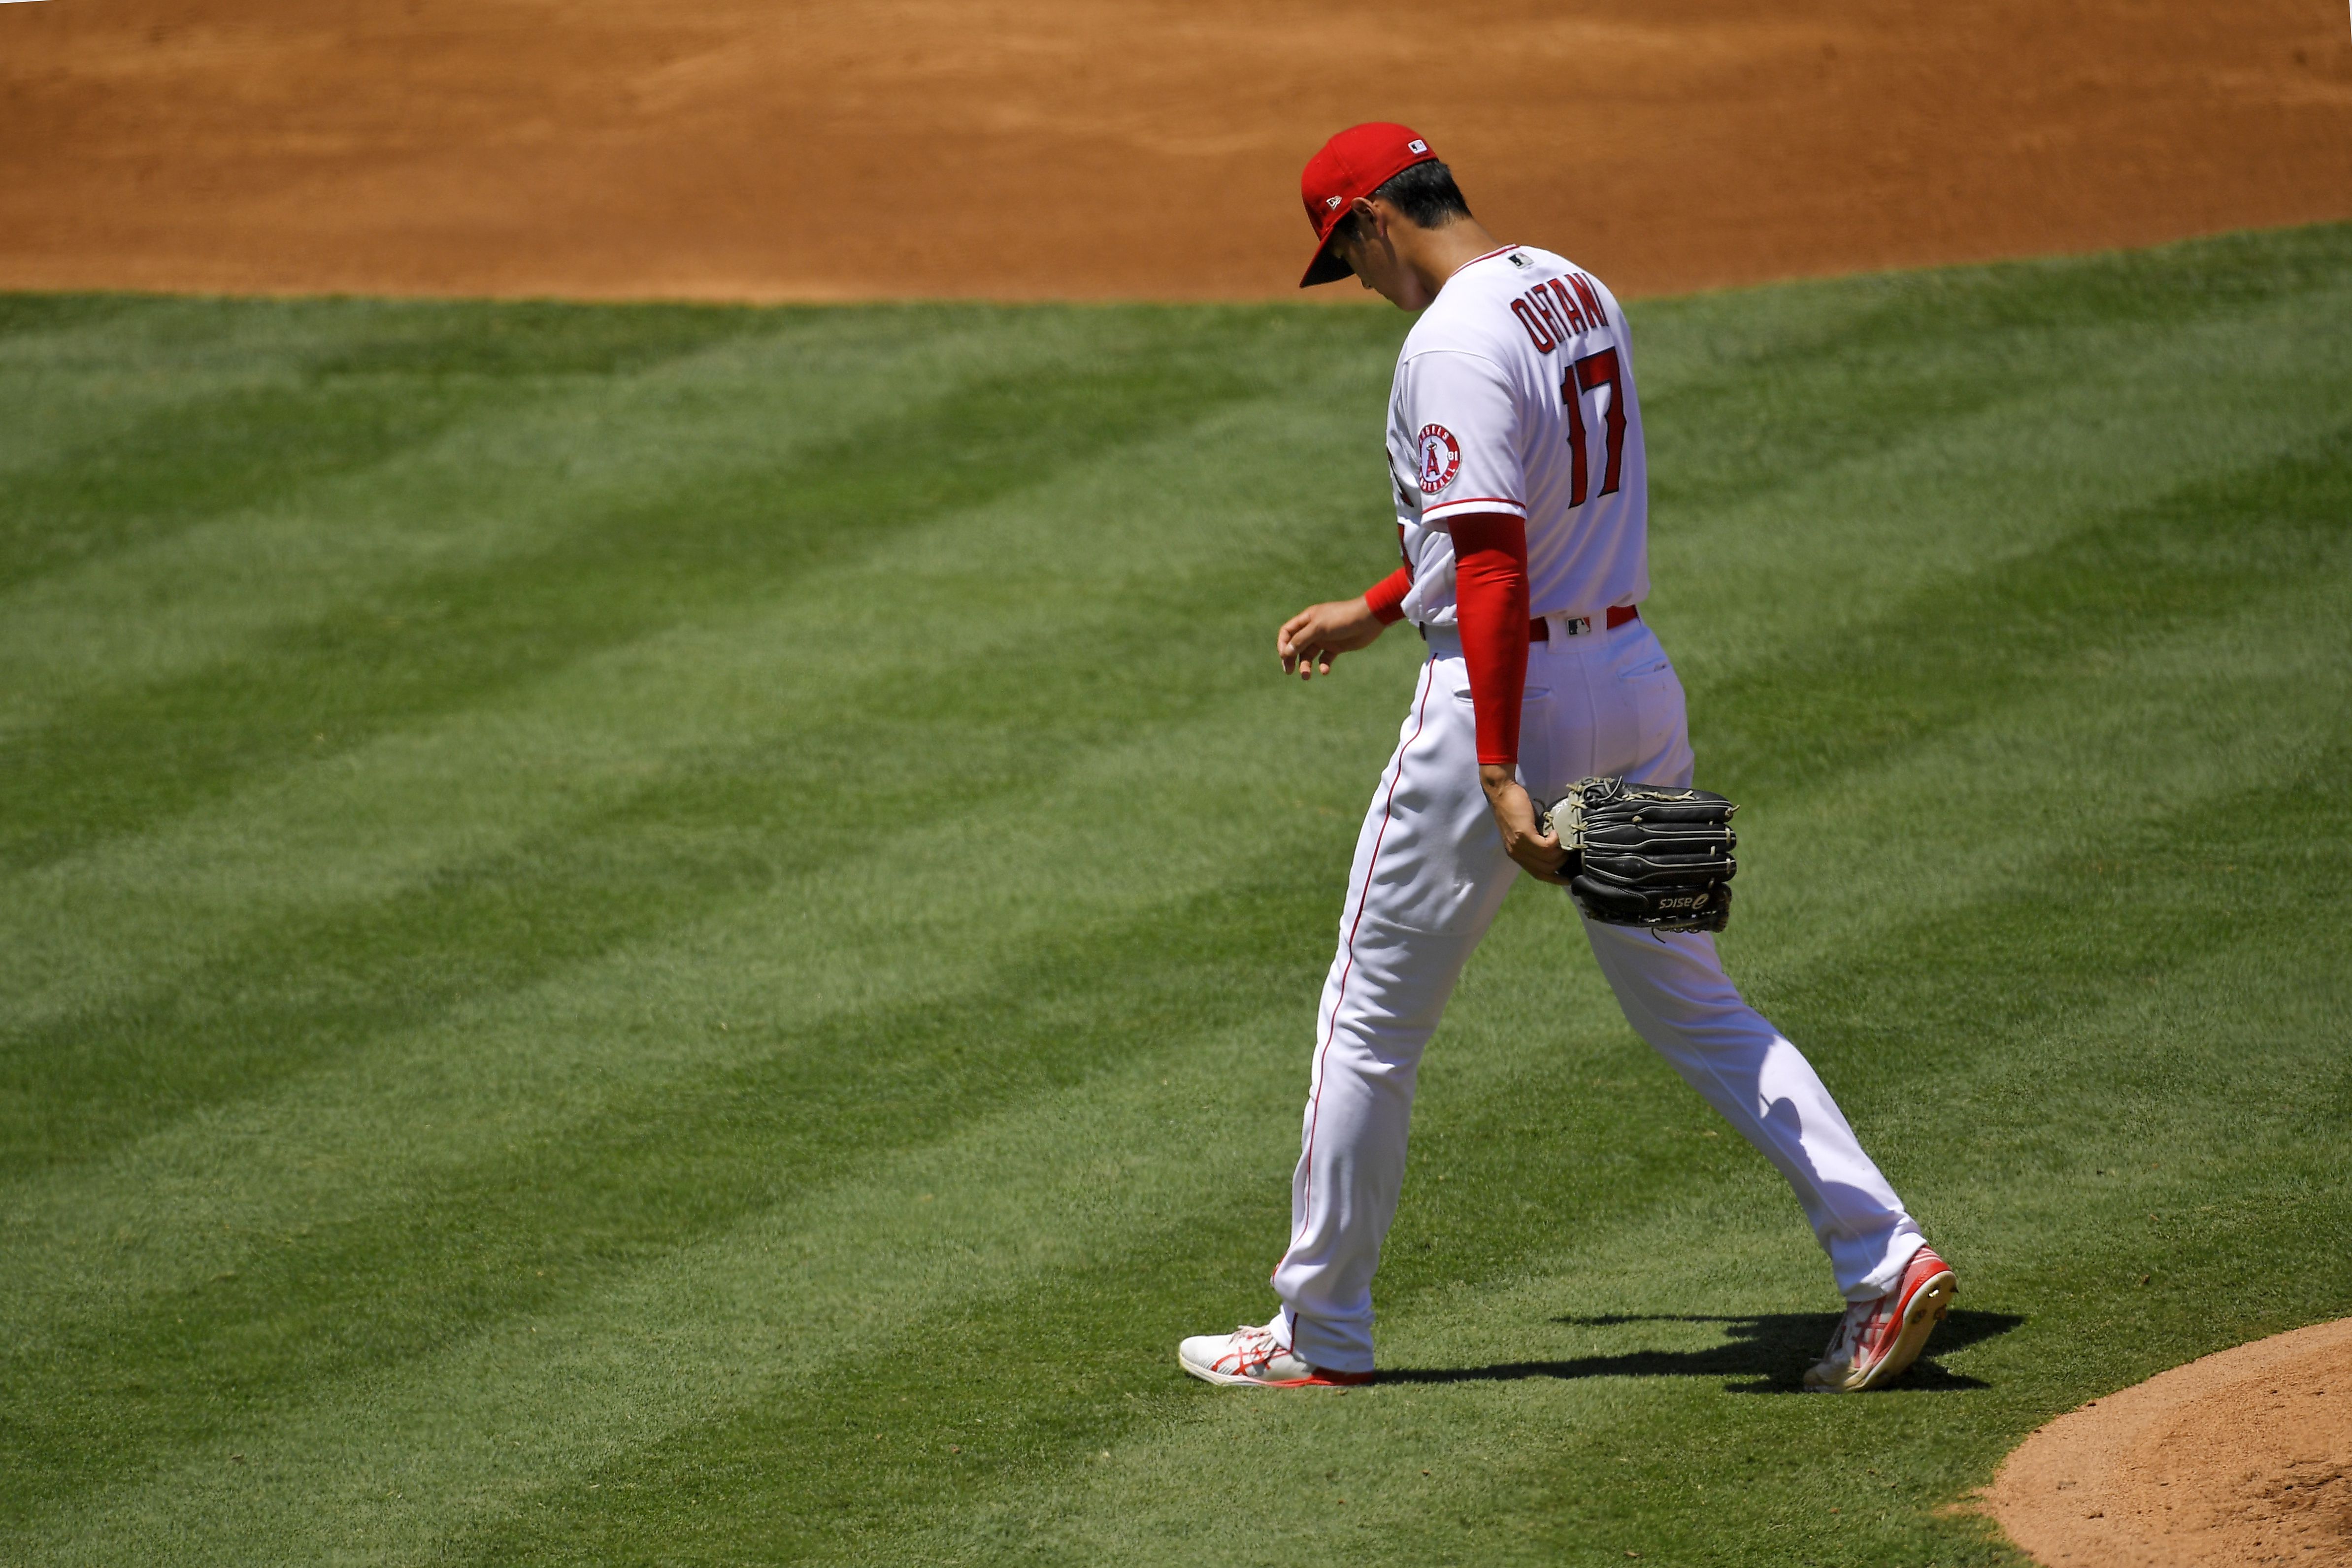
[1277,596,1387,681]
[1480,766,1573,884]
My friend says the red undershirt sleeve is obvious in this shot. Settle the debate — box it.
[1448,513,1531,766]
[1362,565,1413,625]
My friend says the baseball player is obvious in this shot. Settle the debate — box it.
[1178,125,1954,1393]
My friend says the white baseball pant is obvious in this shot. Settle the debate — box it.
[1269,615,1923,1375]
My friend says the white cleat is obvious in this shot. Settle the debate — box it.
[1804,1244,1958,1393]
[1178,1321,1374,1388]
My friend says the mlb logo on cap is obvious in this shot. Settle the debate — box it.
[1297,122,1441,287]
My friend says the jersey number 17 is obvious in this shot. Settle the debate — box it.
[1561,347,1625,506]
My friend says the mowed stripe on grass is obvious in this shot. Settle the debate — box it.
[2,226,2348,1566]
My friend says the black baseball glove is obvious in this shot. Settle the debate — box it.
[1539,776,1738,933]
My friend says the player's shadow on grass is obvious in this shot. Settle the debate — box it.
[1380,1309,2021,1393]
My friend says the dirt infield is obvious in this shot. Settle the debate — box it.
[1988,1319,2352,1567]
[3,0,2349,301]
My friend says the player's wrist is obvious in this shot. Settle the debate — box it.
[1362,566,1413,625]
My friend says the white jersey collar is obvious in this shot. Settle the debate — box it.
[1436,244,1523,296]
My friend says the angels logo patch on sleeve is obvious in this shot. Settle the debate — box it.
[1416,424,1461,494]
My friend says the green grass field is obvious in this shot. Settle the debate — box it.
[3,224,2349,1567]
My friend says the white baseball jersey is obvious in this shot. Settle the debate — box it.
[1388,246,1649,628]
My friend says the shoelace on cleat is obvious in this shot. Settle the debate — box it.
[1826,1295,1892,1369]
[1213,1324,1281,1376]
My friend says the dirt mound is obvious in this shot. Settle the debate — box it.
[1988,1319,2352,1567]
[2,0,2350,301]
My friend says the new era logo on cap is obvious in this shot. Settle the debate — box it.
[1325,196,1344,209]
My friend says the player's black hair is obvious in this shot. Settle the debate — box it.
[1346,159,1473,239]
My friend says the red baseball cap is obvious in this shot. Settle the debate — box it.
[1297,122,1440,287]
